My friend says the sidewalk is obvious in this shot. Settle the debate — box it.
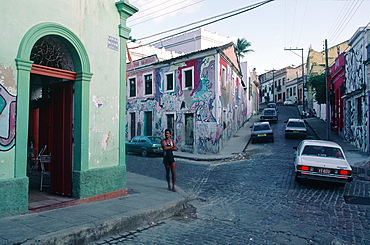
[174,111,262,162]
[0,173,187,245]
[1,108,369,245]
[304,116,370,176]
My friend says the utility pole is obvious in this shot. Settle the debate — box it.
[284,48,305,112]
[325,39,331,140]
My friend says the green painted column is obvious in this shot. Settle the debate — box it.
[116,1,138,166]
[74,72,93,171]
[14,58,33,178]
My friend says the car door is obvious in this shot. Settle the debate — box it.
[127,136,140,153]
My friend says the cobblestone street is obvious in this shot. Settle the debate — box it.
[93,106,370,245]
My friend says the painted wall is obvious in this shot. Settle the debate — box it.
[344,28,368,153]
[0,0,137,217]
[126,51,248,154]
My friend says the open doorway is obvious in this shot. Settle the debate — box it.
[28,74,75,210]
[26,35,77,210]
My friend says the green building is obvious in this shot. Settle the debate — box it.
[0,0,137,217]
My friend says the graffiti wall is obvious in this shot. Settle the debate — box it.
[0,64,16,151]
[126,53,248,154]
[344,39,368,153]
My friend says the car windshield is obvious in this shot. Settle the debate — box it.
[147,137,162,144]
[287,121,305,127]
[301,145,344,159]
[264,109,275,115]
[254,125,270,131]
[267,104,276,108]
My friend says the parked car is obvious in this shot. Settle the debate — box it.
[251,122,274,143]
[284,118,307,138]
[293,140,353,184]
[283,99,294,106]
[277,99,284,105]
[267,103,278,110]
[260,108,278,123]
[126,135,163,157]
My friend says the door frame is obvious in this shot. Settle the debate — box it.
[15,23,92,195]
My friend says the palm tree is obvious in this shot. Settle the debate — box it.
[235,38,254,59]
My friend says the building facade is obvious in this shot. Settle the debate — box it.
[152,28,233,54]
[126,43,249,154]
[344,26,370,153]
[330,53,346,138]
[0,1,137,217]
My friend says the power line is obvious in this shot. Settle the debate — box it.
[330,0,364,45]
[136,0,274,45]
[128,0,204,26]
[328,0,363,45]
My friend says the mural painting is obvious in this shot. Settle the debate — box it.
[126,47,248,154]
[344,41,368,153]
[0,65,16,151]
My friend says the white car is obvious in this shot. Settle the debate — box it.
[285,118,307,138]
[283,99,294,106]
[293,140,353,184]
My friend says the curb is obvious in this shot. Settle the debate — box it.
[304,119,370,178]
[24,198,187,245]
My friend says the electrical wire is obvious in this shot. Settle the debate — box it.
[128,0,203,26]
[137,0,274,45]
[330,0,364,45]
[328,0,364,46]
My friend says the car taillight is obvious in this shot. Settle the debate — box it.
[338,170,352,176]
[297,165,310,171]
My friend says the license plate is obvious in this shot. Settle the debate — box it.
[258,134,266,137]
[293,130,299,133]
[318,168,331,174]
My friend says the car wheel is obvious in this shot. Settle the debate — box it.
[141,149,148,157]
[271,138,274,142]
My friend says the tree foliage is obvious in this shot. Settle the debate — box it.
[235,38,253,59]
[308,74,326,104]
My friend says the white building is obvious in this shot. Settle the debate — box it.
[152,28,234,54]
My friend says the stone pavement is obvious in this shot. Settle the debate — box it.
[1,106,369,245]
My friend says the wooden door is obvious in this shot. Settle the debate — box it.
[50,81,73,195]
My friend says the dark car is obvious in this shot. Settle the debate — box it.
[126,135,163,157]
[251,122,274,143]
[267,102,278,112]
[260,108,278,123]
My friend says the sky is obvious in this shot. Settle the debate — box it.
[127,0,370,75]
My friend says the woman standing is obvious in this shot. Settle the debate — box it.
[161,129,178,191]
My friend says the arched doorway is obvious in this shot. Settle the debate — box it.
[16,23,92,210]
[28,36,75,198]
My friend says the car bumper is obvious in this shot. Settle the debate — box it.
[296,171,353,183]
[251,135,274,142]
[260,117,278,121]
[285,132,307,138]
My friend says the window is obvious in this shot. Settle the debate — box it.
[183,67,194,89]
[165,72,174,92]
[129,77,136,97]
[144,74,152,95]
[221,67,226,88]
[167,114,175,137]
